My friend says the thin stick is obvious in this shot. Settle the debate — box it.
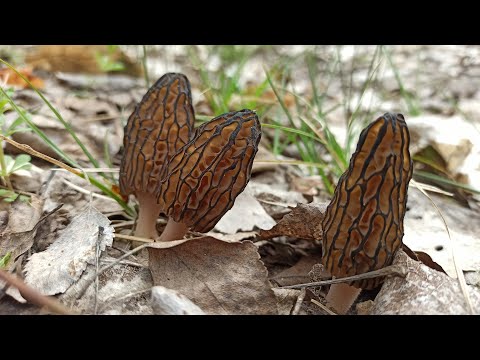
[0,134,81,176]
[100,259,147,269]
[278,265,407,290]
[114,233,154,243]
[311,299,336,315]
[257,198,297,208]
[291,288,306,315]
[62,178,116,203]
[93,226,102,315]
[0,269,75,315]
[51,168,119,173]
[83,115,118,122]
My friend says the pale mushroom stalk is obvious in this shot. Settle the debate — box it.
[134,193,164,239]
[157,218,189,242]
[321,113,413,314]
[325,283,361,315]
[119,73,195,243]
[154,109,261,243]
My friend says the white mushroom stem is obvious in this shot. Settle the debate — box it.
[325,283,362,315]
[134,192,163,239]
[157,218,189,242]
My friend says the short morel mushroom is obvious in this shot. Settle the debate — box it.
[156,109,261,241]
[119,73,195,239]
[321,113,413,314]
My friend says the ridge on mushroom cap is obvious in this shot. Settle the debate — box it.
[119,73,195,197]
[321,113,413,289]
[157,109,261,233]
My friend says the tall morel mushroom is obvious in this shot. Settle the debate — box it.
[321,113,413,314]
[119,73,195,239]
[156,109,261,242]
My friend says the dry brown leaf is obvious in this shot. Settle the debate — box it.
[24,205,114,296]
[402,243,446,274]
[260,203,327,240]
[371,250,480,314]
[0,196,44,271]
[0,67,44,89]
[148,237,278,314]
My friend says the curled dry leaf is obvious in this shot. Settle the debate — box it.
[402,243,446,274]
[260,203,327,241]
[371,250,480,315]
[0,196,44,271]
[24,205,114,296]
[148,237,277,314]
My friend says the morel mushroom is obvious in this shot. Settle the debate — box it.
[119,73,195,239]
[321,113,413,314]
[156,109,261,241]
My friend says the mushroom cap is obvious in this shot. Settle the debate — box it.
[119,73,195,197]
[157,109,261,232]
[321,113,413,289]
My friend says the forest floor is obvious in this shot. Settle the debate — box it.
[0,45,479,315]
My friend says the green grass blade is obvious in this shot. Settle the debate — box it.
[0,83,135,216]
[0,86,79,167]
[414,170,480,195]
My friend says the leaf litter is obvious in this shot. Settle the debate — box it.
[24,204,114,295]
[2,46,480,315]
[148,237,279,314]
